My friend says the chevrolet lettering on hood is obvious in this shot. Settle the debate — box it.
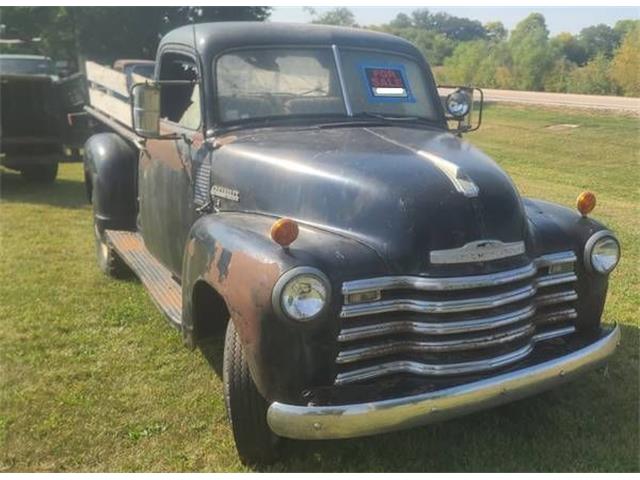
[430,240,526,264]
[83,21,621,465]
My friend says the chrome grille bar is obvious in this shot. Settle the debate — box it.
[335,326,577,385]
[341,284,537,318]
[335,343,535,384]
[337,305,536,341]
[342,251,576,296]
[342,263,537,295]
[336,323,535,364]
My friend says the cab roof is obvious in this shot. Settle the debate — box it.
[161,22,422,61]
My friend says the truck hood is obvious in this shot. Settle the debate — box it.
[212,125,527,273]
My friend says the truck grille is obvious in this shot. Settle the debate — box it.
[335,251,578,385]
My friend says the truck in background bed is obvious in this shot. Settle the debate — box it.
[0,54,86,183]
[82,22,621,465]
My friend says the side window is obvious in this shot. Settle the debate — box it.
[159,52,201,130]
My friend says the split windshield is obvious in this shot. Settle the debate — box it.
[215,47,439,124]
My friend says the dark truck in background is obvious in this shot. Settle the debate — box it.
[82,22,621,465]
[0,54,86,183]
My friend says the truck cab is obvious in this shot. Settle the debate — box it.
[83,22,620,465]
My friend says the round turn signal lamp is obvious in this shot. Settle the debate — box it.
[270,218,299,247]
[577,191,596,216]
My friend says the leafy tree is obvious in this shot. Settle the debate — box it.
[0,6,271,66]
[429,12,486,41]
[306,7,356,27]
[383,27,455,65]
[389,13,412,29]
[578,24,620,59]
[550,32,588,66]
[508,13,555,90]
[610,25,640,96]
[613,19,640,40]
[568,54,617,95]
[407,8,485,41]
[543,58,577,92]
[484,21,507,42]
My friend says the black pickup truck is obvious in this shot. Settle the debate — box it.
[83,22,621,465]
[0,54,86,183]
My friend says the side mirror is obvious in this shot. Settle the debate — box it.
[131,82,160,138]
[438,86,484,134]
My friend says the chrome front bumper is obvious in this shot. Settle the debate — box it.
[267,325,620,440]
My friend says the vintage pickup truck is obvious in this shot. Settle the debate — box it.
[82,22,621,464]
[0,54,86,182]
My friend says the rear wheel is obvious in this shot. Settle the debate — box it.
[20,163,58,183]
[94,224,130,279]
[223,320,281,465]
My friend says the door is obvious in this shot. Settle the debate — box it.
[139,50,207,278]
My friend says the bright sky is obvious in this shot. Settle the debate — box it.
[270,6,639,35]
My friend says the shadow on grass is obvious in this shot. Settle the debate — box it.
[262,322,639,472]
[0,167,89,209]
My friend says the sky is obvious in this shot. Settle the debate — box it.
[270,6,639,35]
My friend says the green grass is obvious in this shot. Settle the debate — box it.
[1,104,638,472]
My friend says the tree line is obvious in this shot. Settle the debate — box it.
[0,7,271,66]
[1,6,637,96]
[310,8,640,97]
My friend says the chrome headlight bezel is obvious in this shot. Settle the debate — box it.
[272,266,331,321]
[584,230,620,274]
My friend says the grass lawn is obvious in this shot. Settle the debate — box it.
[1,104,638,472]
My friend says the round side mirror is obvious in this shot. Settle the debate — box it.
[445,89,472,119]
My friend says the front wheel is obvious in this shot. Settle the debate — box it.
[223,320,281,465]
[20,163,58,183]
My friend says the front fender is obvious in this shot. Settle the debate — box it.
[181,212,384,404]
[524,198,615,333]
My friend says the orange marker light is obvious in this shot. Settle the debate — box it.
[270,218,299,247]
[577,191,596,216]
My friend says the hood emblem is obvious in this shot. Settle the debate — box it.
[430,240,525,264]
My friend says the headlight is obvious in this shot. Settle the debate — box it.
[273,267,330,321]
[584,231,620,274]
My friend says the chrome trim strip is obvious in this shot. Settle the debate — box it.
[532,325,576,342]
[338,305,536,341]
[342,263,537,295]
[535,251,577,268]
[336,323,535,364]
[332,44,352,116]
[267,326,620,440]
[536,290,578,307]
[341,284,537,318]
[342,251,576,296]
[535,272,577,288]
[535,308,578,326]
[341,287,577,319]
[335,343,535,384]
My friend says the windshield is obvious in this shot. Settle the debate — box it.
[0,58,53,76]
[215,47,438,124]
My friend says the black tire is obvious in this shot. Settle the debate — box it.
[20,163,58,184]
[94,224,130,279]
[223,320,281,465]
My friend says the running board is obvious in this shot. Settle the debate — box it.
[105,230,182,328]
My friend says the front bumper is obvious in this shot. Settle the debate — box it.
[267,324,620,440]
